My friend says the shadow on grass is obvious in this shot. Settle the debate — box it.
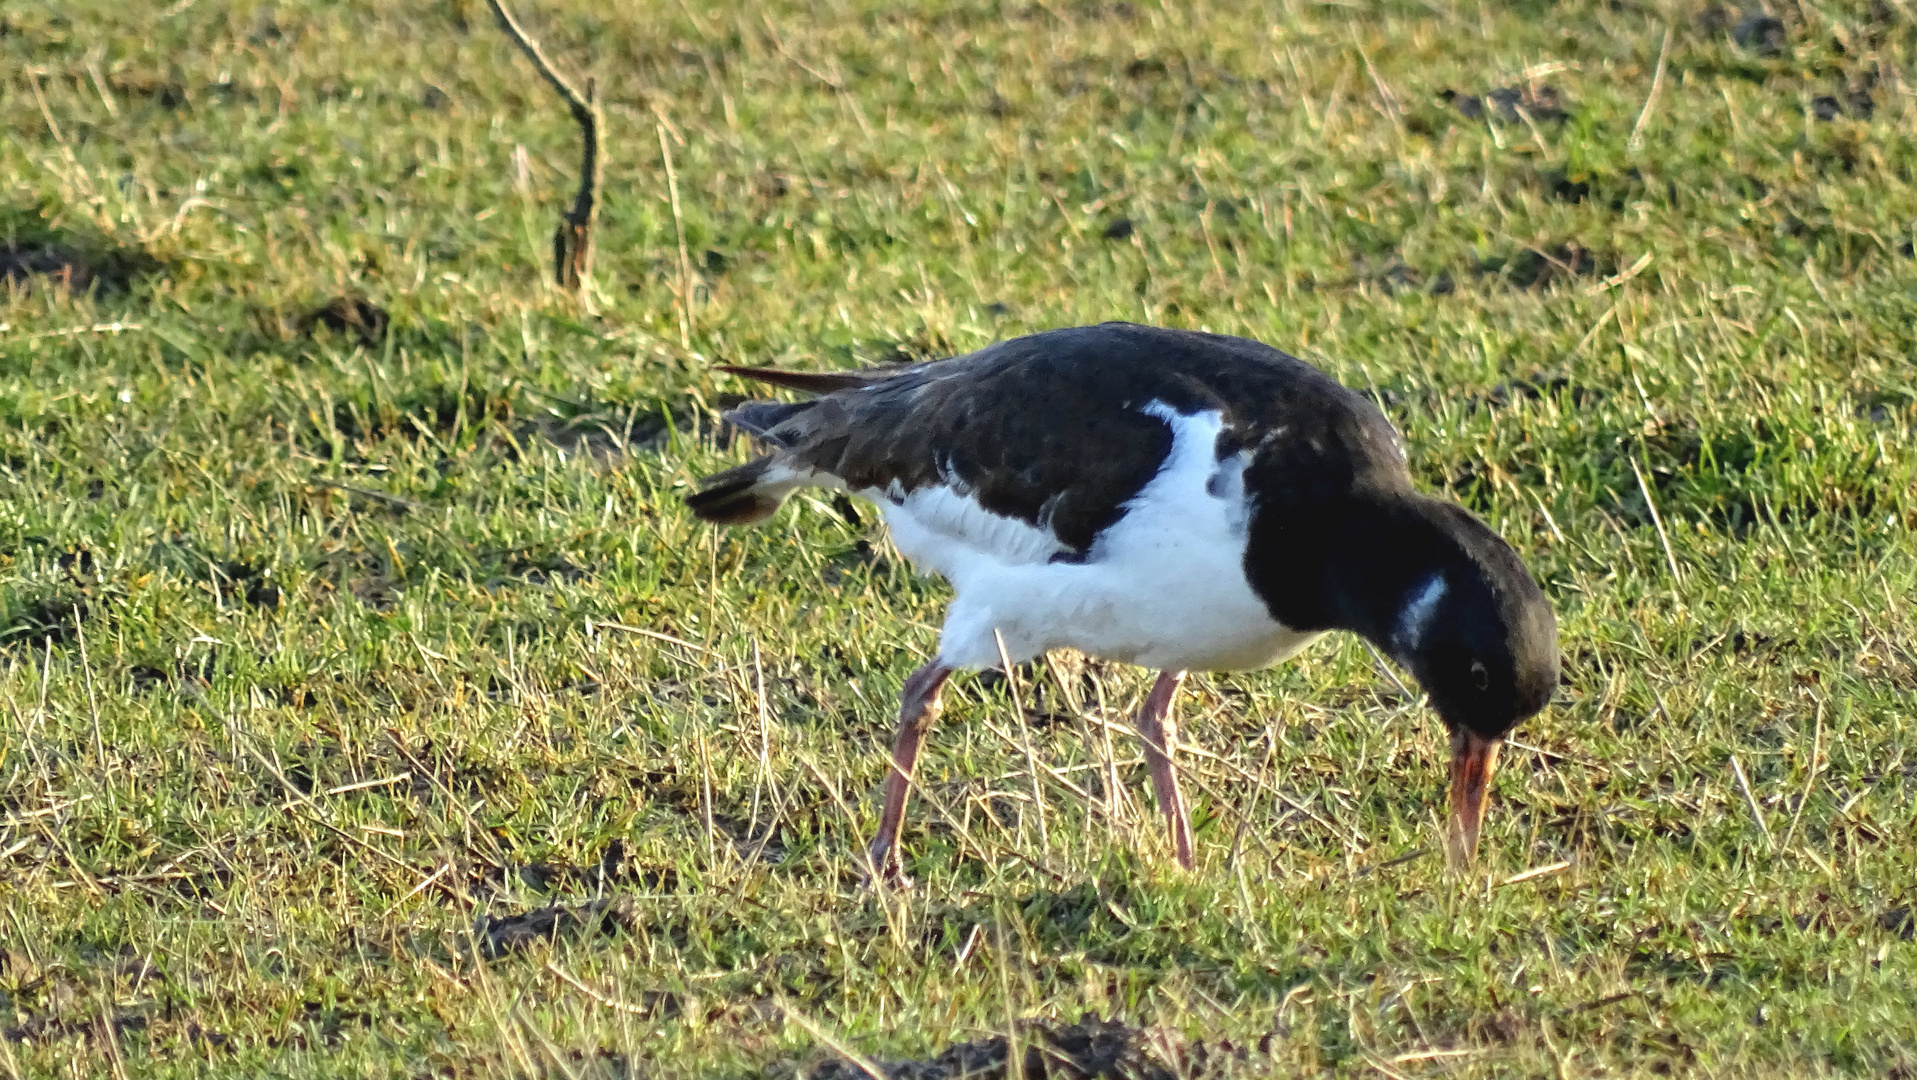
[0,205,165,296]
[801,1013,1259,1080]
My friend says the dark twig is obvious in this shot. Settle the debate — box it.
[486,0,603,295]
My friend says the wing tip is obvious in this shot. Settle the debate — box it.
[685,458,788,525]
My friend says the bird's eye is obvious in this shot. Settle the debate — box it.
[1469,659,1490,691]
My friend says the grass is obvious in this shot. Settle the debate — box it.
[2,0,1915,1075]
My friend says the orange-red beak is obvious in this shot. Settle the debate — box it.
[1447,729,1503,868]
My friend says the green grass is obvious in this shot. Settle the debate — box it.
[3,0,1916,1075]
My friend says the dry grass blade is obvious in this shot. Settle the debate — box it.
[1730,755,1775,852]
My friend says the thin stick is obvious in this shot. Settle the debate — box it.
[379,862,454,920]
[1778,701,1824,853]
[1355,40,1403,136]
[1043,651,1107,862]
[657,121,694,348]
[323,773,412,797]
[994,631,1050,868]
[1088,669,1126,837]
[547,961,657,1016]
[778,998,889,1080]
[25,71,65,145]
[696,727,717,866]
[1361,640,1415,702]
[84,50,119,118]
[0,321,146,342]
[1499,859,1572,886]
[972,715,1119,828]
[73,612,112,811]
[486,0,603,292]
[994,916,1025,1080]
[591,620,713,654]
[748,639,772,838]
[308,477,422,513]
[1628,25,1673,152]
[1729,755,1774,852]
[1630,456,1684,585]
[1567,305,1618,357]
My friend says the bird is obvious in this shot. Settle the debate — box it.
[686,322,1558,881]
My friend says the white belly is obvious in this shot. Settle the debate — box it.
[872,403,1323,673]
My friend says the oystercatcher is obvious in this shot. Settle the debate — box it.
[688,323,1556,879]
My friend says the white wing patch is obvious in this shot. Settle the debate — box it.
[871,482,1069,575]
[1395,573,1447,652]
[922,400,1317,671]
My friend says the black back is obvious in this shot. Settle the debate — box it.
[736,322,1413,558]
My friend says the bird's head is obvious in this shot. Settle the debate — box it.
[1379,501,1558,866]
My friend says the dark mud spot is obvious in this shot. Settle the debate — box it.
[302,294,390,348]
[1811,96,1841,121]
[1124,57,1169,80]
[1439,87,1485,120]
[1480,242,1611,290]
[821,537,889,586]
[128,654,216,694]
[480,839,678,896]
[0,235,163,295]
[284,1000,374,1049]
[1881,905,1915,941]
[4,1009,149,1044]
[758,171,793,199]
[1846,82,1876,119]
[1,548,109,649]
[106,69,193,110]
[1544,169,1590,203]
[803,1014,1251,1080]
[1813,76,1876,121]
[831,494,865,528]
[1733,11,1787,55]
[969,661,1052,700]
[303,379,517,453]
[496,550,588,587]
[1697,4,1733,35]
[477,897,637,959]
[1471,372,1604,412]
[214,558,281,609]
[1346,253,1424,294]
[1440,84,1569,123]
[525,397,672,461]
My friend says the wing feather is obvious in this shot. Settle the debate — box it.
[693,323,1409,551]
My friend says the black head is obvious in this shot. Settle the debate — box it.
[1368,497,1556,865]
[1384,500,1558,740]
[1245,459,1556,864]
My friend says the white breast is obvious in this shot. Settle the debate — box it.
[871,402,1320,673]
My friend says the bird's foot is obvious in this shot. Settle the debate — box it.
[859,842,914,893]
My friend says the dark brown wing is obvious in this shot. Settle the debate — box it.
[704,322,1410,554]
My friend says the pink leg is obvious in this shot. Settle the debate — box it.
[1135,670,1193,870]
[864,661,952,885]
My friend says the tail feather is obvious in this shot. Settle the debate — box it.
[722,400,810,445]
[716,364,895,394]
[685,456,804,525]
[692,363,887,526]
